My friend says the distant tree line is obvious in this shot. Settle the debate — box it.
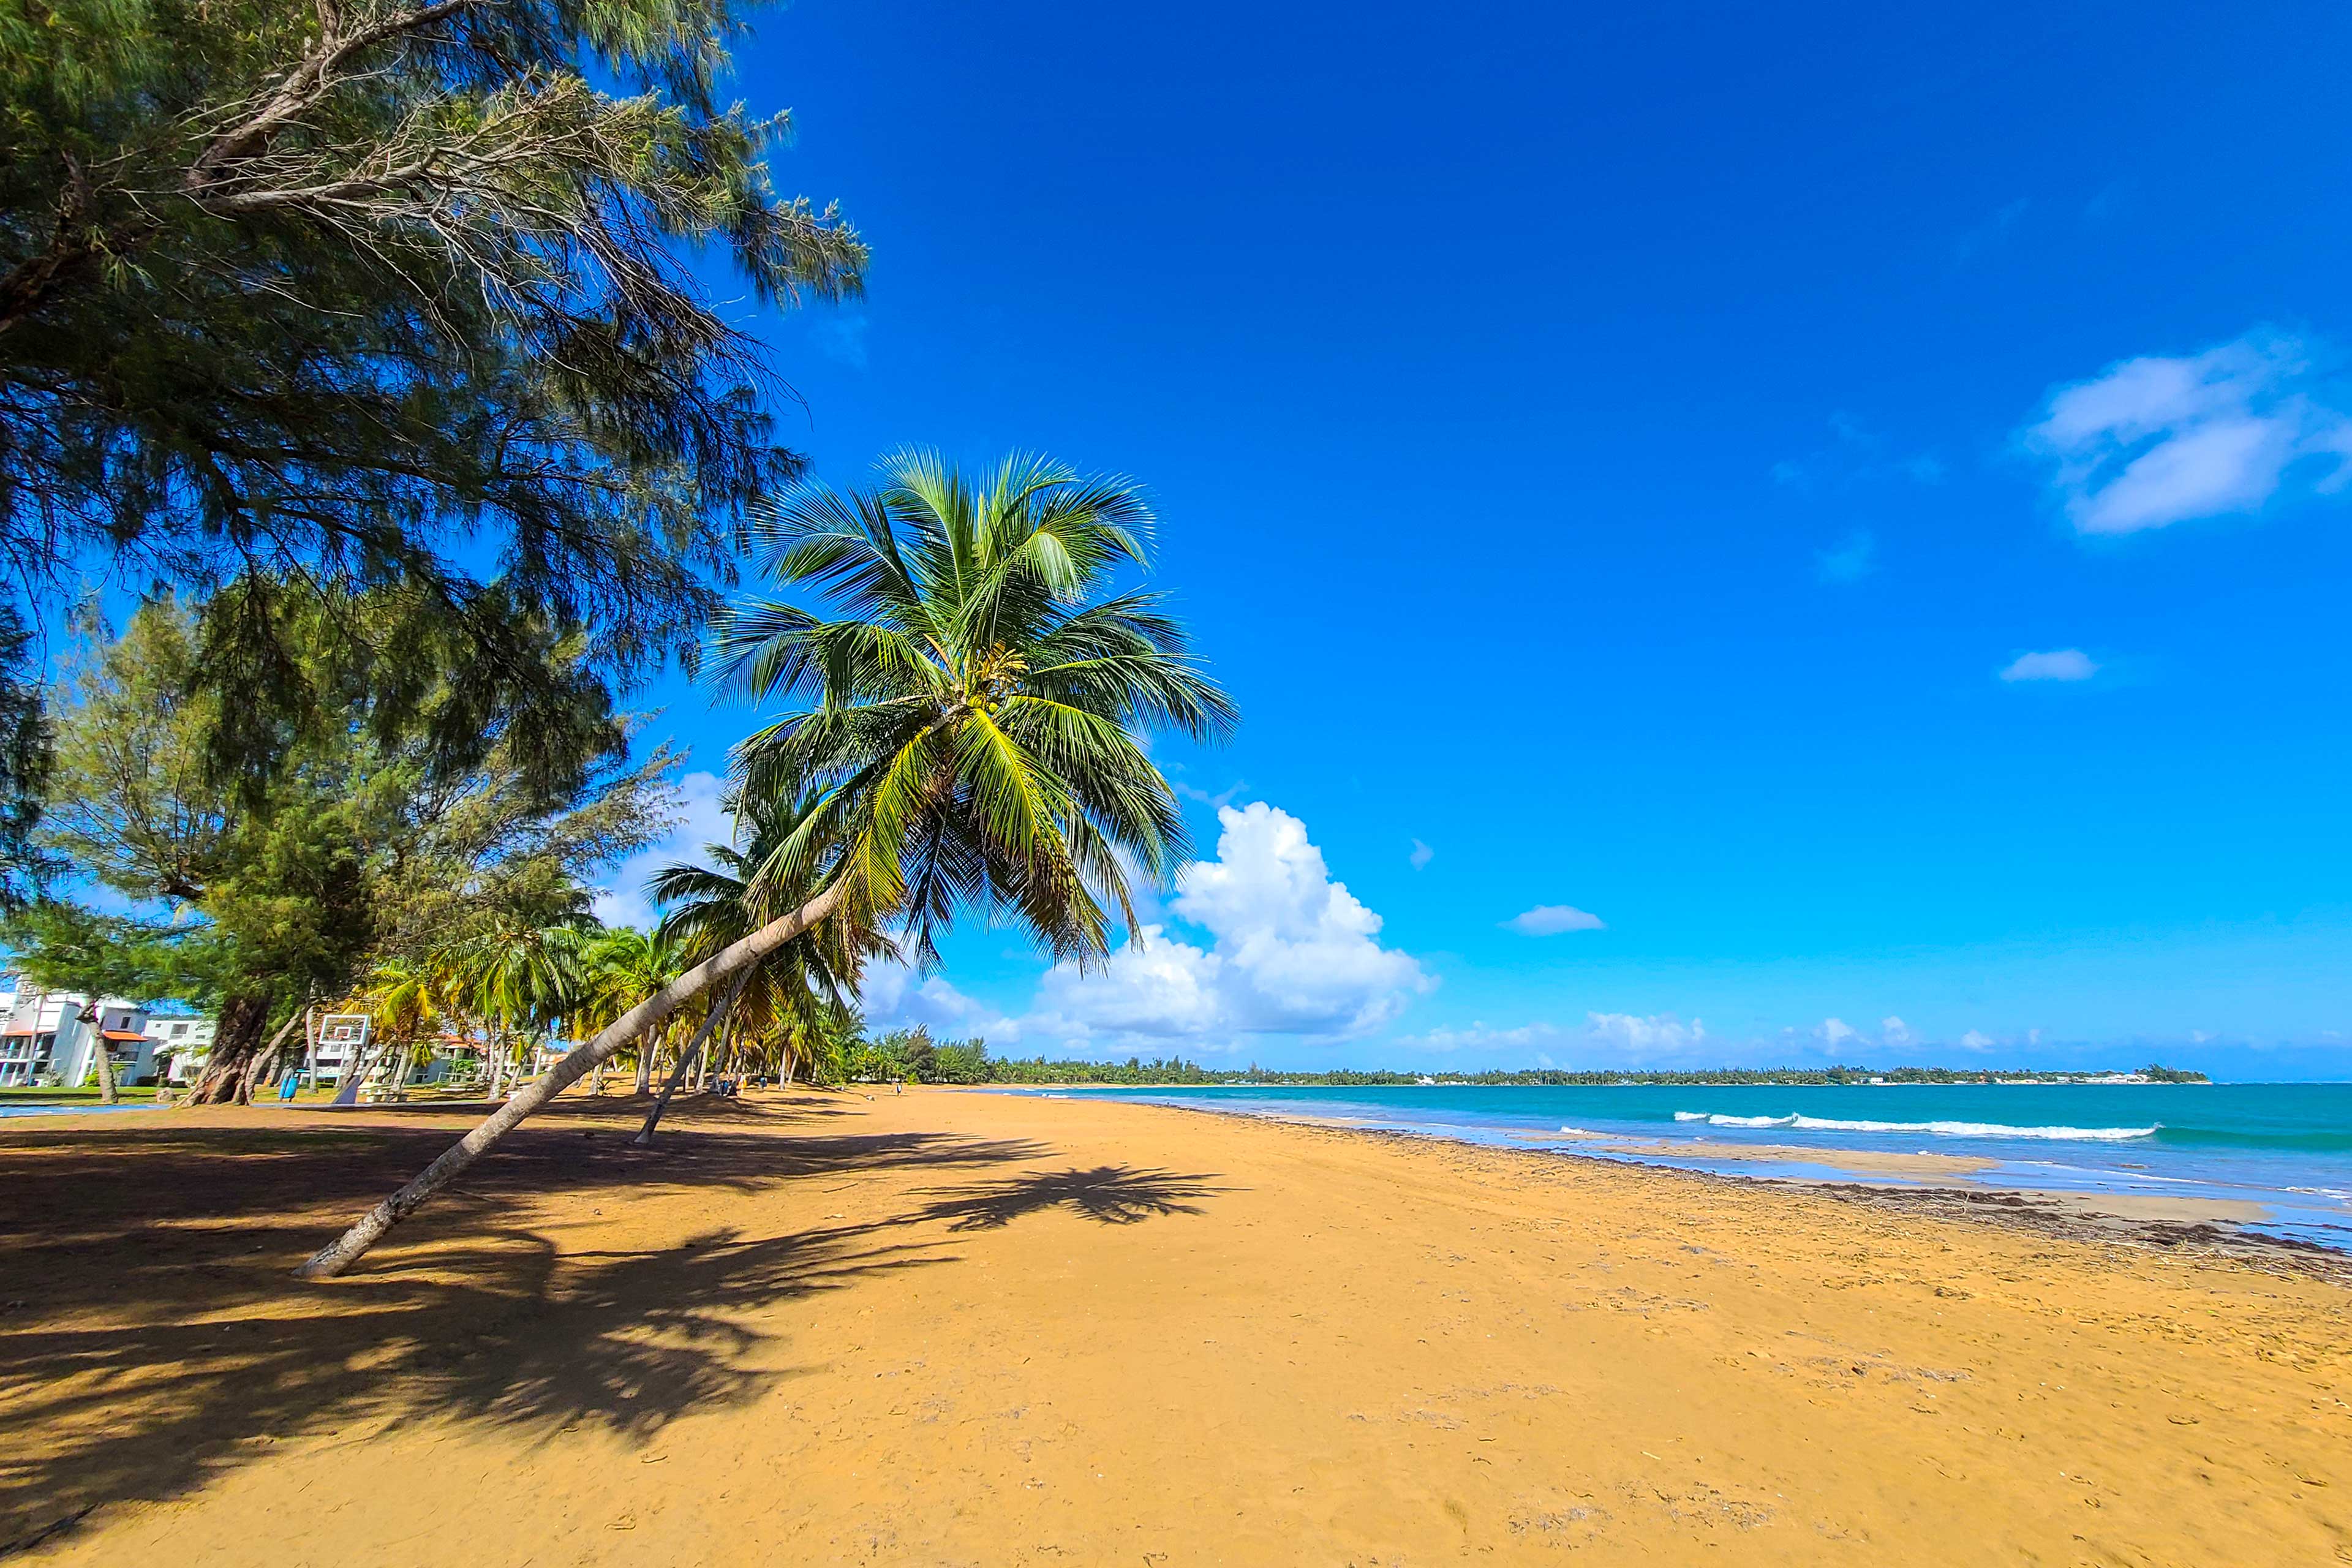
[833,1037,2213,1087]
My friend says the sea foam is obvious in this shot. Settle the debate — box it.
[1672,1110,2155,1142]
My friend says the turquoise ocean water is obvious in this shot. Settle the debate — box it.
[1060,1083,2352,1250]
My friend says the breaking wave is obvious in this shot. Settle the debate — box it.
[1672,1110,2157,1142]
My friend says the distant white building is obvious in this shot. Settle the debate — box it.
[142,1015,218,1085]
[141,1013,390,1089]
[0,982,156,1087]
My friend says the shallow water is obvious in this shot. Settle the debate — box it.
[1059,1082,2352,1250]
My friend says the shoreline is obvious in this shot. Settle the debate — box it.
[1029,1083,2352,1259]
[1112,1091,2352,1276]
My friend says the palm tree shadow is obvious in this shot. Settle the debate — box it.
[0,1124,1229,1555]
[908,1165,1229,1231]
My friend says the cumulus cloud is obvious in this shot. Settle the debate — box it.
[1403,1011,2028,1069]
[861,962,991,1035]
[1411,1013,1708,1063]
[592,770,729,930]
[1817,1016,1926,1051]
[2000,648,2098,683]
[1408,839,1434,871]
[1172,777,1247,809]
[2022,331,2352,534]
[1504,904,1606,935]
[1019,802,1433,1050]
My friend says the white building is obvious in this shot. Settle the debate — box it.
[142,1015,218,1085]
[0,982,156,1087]
[141,1014,378,1088]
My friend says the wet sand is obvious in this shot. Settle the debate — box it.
[1,1088,2345,1564]
[1499,1126,2287,1227]
[1515,1131,2000,1180]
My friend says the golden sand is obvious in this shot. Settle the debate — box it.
[1,1088,2345,1564]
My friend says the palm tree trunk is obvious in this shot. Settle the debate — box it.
[634,972,750,1147]
[297,881,848,1278]
[631,1032,654,1096]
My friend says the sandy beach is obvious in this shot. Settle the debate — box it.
[2,1088,2346,1565]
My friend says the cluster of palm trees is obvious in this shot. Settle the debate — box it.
[338,931,592,1106]
[342,842,877,1108]
[299,449,1235,1276]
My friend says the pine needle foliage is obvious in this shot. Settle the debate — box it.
[0,0,866,788]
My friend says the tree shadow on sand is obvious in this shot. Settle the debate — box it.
[0,1115,1227,1556]
[906,1165,1228,1231]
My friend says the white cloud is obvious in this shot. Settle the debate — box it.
[1411,1012,1708,1063]
[1505,904,1606,935]
[1583,1012,1703,1054]
[592,770,731,930]
[1408,839,1434,871]
[1172,777,1247,809]
[1819,1017,1857,1046]
[1959,1029,1995,1050]
[2000,648,2098,683]
[861,962,991,1035]
[1880,1016,1913,1047]
[2022,331,2352,533]
[1020,802,1433,1050]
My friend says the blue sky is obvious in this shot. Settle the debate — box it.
[595,0,2352,1080]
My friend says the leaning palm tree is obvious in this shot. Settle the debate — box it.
[299,450,1235,1276]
